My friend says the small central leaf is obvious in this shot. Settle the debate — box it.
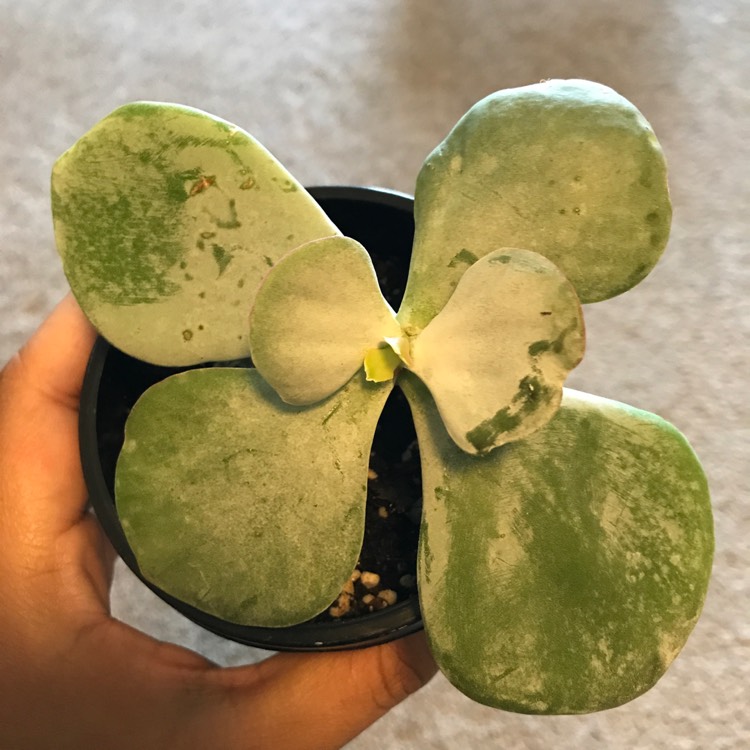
[364,343,402,382]
[250,235,402,405]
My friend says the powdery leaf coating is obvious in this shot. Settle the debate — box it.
[401,375,713,714]
[250,236,401,405]
[399,79,672,331]
[52,102,339,365]
[116,367,392,627]
[407,248,584,454]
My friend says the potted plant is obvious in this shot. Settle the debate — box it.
[51,79,713,714]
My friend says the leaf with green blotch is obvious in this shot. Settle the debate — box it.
[401,374,713,714]
[250,236,402,405]
[398,79,672,331]
[407,248,584,454]
[116,367,392,627]
[52,101,339,366]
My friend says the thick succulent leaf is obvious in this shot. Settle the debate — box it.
[250,236,402,405]
[399,79,671,330]
[407,248,584,454]
[116,367,391,627]
[401,375,713,714]
[52,102,339,365]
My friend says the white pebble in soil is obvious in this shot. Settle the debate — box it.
[329,591,353,618]
[360,571,381,589]
[377,589,398,606]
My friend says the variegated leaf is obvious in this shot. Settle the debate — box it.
[401,374,713,714]
[399,79,671,330]
[116,367,391,627]
[407,248,584,454]
[52,102,339,365]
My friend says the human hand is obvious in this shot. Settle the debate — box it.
[0,296,436,750]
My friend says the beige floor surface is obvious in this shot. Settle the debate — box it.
[1,1,747,747]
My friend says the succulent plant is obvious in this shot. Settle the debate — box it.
[51,79,713,714]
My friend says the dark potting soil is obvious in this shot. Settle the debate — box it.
[311,386,422,622]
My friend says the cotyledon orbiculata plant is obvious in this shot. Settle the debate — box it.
[51,79,713,714]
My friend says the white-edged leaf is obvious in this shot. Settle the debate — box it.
[399,79,671,330]
[401,374,713,714]
[250,235,402,405]
[52,102,339,365]
[116,367,391,627]
[407,248,584,454]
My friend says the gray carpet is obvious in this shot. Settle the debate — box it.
[1,1,747,747]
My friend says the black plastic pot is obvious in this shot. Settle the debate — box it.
[80,186,424,652]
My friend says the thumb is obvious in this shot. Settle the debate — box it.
[199,632,437,750]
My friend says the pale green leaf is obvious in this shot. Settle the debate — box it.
[407,248,584,454]
[116,368,391,627]
[52,102,339,365]
[250,236,402,405]
[399,79,672,330]
[401,375,713,714]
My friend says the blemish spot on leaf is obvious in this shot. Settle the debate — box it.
[489,254,512,265]
[196,240,205,250]
[529,319,581,359]
[198,291,206,299]
[210,198,242,229]
[646,212,660,224]
[528,339,553,356]
[466,376,553,452]
[200,231,216,239]
[280,180,298,193]
[179,261,188,269]
[184,273,193,281]
[448,248,479,268]
[559,208,567,215]
[189,175,216,196]
[540,311,552,316]
[321,403,342,426]
[182,329,193,341]
[286,234,295,241]
[237,278,245,288]
[240,177,255,190]
[166,167,202,203]
[263,255,274,267]
[212,244,234,276]
[198,324,204,331]
[573,207,581,215]
[467,407,522,448]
